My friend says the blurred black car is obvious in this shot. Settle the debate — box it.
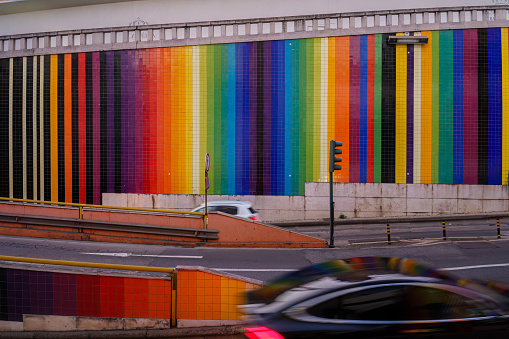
[243,257,509,338]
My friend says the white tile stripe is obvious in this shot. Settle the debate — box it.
[320,38,328,183]
[414,32,422,184]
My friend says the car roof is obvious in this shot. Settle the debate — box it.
[246,257,509,305]
[194,200,253,207]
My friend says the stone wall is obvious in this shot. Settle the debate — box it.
[103,183,509,223]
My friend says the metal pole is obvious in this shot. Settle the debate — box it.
[204,172,208,230]
[442,221,446,240]
[497,219,501,239]
[387,224,391,245]
[329,171,334,248]
[204,189,208,230]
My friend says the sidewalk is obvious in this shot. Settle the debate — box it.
[0,325,246,339]
[272,212,509,227]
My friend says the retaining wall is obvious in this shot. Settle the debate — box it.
[103,183,509,222]
[0,261,262,331]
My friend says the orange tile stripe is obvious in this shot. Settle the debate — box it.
[177,269,262,321]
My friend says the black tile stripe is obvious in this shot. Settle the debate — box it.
[72,54,79,203]
[43,56,51,201]
[0,59,9,198]
[114,51,121,193]
[477,29,489,185]
[86,53,93,204]
[0,268,7,321]
[381,33,396,183]
[58,54,65,202]
[26,57,34,200]
[12,57,23,199]
[100,52,107,203]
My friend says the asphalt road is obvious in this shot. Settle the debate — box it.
[1,218,509,285]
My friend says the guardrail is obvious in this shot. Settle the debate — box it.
[0,196,208,227]
[383,219,506,245]
[0,255,178,327]
[0,212,218,240]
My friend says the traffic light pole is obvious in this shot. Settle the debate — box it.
[329,140,342,248]
[329,170,335,248]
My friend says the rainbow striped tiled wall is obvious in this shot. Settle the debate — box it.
[1,28,509,204]
[0,266,261,324]
[0,268,171,322]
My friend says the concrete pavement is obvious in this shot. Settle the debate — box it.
[0,325,246,338]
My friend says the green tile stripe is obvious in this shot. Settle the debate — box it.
[439,30,454,183]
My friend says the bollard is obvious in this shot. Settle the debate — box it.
[387,224,391,245]
[497,219,501,239]
[442,221,446,240]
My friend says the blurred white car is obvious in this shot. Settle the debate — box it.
[191,200,260,221]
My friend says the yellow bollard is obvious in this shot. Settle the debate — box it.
[387,224,391,245]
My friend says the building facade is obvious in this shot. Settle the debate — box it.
[0,2,508,215]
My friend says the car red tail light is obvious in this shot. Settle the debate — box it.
[249,216,259,221]
[244,326,284,339]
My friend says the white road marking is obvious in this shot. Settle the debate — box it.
[440,263,509,271]
[212,268,297,272]
[80,252,203,259]
[216,263,509,273]
[78,253,509,274]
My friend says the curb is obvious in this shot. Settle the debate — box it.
[0,325,246,338]
[272,212,509,227]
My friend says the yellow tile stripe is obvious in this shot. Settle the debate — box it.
[395,33,407,183]
[320,38,329,183]
[32,57,38,200]
[413,33,422,184]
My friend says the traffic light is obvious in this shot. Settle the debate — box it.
[329,140,342,173]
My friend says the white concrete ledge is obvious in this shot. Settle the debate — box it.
[1,6,508,58]
[104,183,509,222]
